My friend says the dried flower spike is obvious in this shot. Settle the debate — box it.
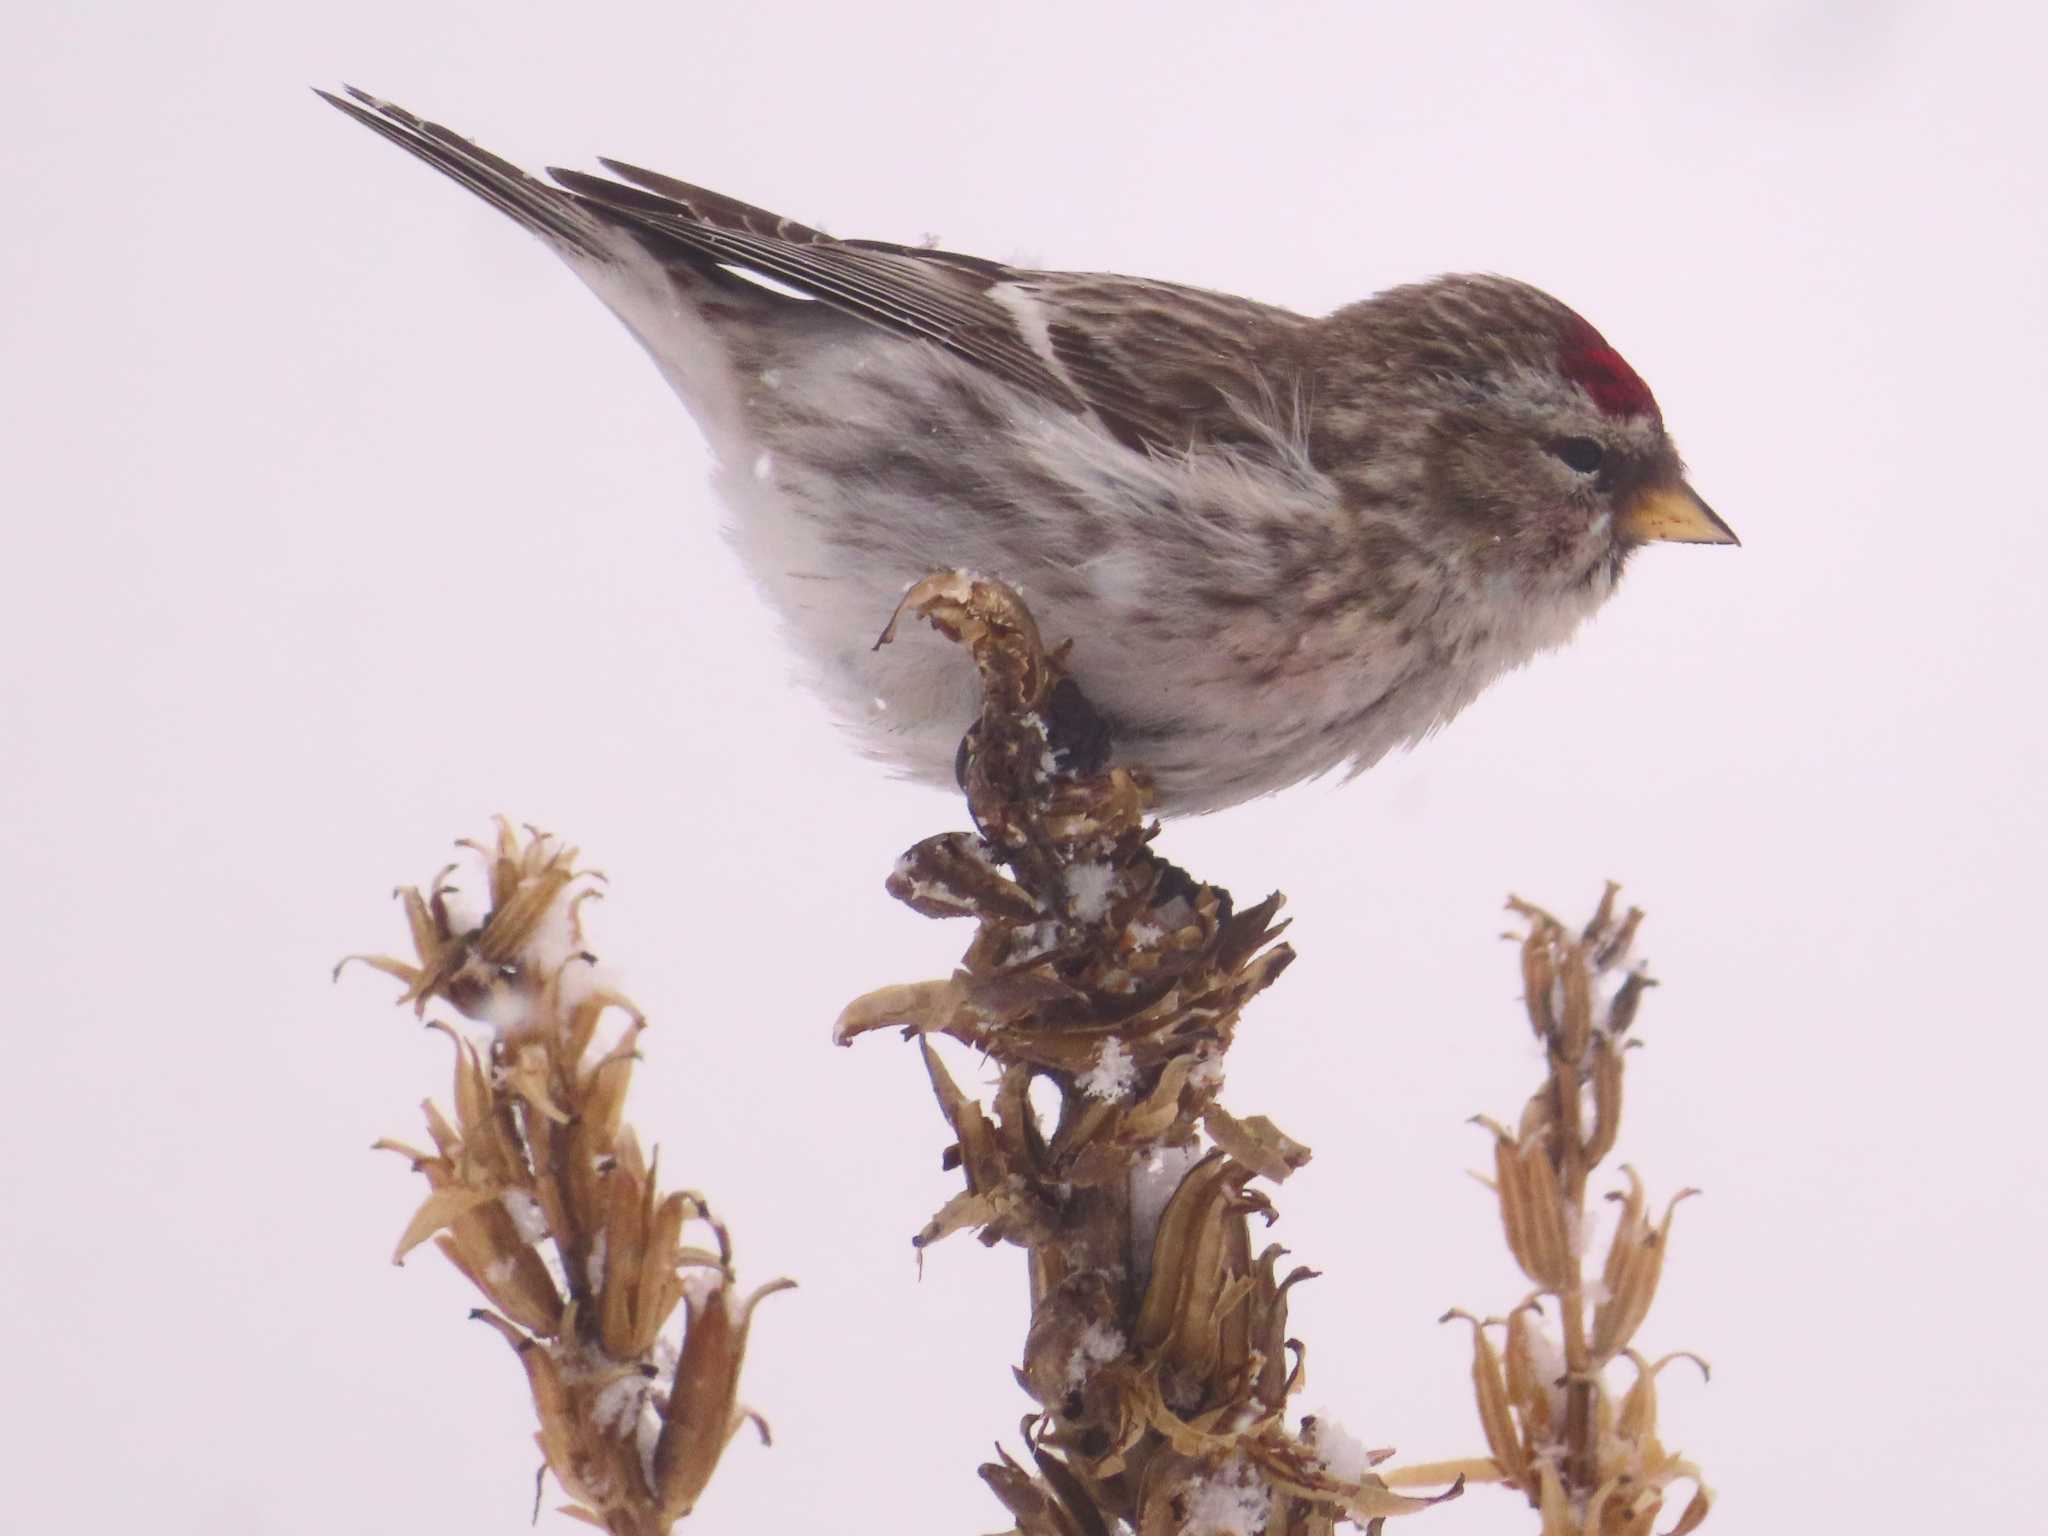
[341,820,792,1533]
[1391,890,1711,1536]
[843,575,1457,1535]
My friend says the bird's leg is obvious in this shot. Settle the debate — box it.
[1041,675,1115,777]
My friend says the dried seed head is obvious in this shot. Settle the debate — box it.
[848,577,1460,1535]
[1435,890,1712,1533]
[344,824,789,1533]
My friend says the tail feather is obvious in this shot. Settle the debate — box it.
[593,157,837,248]
[316,87,614,262]
[320,89,1081,423]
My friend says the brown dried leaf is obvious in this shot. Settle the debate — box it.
[433,1230,564,1338]
[891,832,1043,922]
[1592,1187,1699,1359]
[1585,1034,1626,1166]
[1201,1104,1312,1183]
[981,1445,1089,1536]
[1443,1310,1527,1490]
[391,1185,496,1265]
[653,1277,795,1520]
[832,979,968,1044]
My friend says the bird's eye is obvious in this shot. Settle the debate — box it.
[1553,437,1605,474]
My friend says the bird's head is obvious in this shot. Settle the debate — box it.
[1317,275,1735,600]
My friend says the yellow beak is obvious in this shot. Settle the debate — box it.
[1622,482,1739,546]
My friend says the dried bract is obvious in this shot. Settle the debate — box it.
[341,820,792,1533]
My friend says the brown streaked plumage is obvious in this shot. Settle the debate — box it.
[322,88,1735,812]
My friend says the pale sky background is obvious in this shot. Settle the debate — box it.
[4,2,2044,1531]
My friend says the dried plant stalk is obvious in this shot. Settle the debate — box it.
[340,821,793,1534]
[1388,890,1713,1536]
[838,573,1461,1535]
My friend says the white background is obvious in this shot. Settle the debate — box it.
[5,2,2043,1531]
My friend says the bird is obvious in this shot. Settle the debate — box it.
[321,88,1736,814]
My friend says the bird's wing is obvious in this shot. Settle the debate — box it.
[323,89,1310,457]
[552,159,1311,457]
[543,158,1091,416]
[1004,270,1315,459]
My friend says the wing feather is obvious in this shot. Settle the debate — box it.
[546,165,1080,411]
[323,89,1314,458]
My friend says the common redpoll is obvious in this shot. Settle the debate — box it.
[324,89,1735,813]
